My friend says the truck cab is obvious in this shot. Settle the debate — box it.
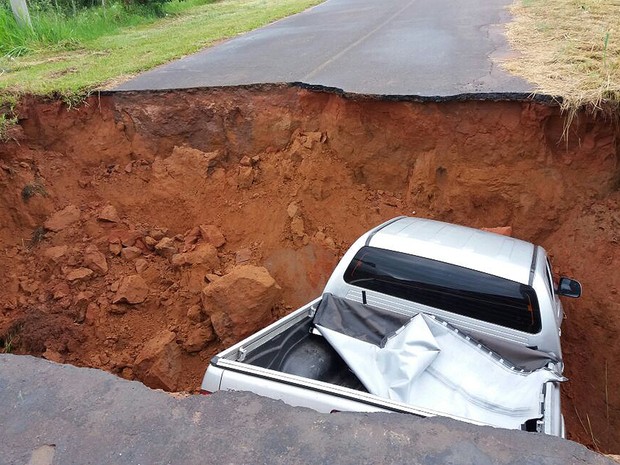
[324,216,577,372]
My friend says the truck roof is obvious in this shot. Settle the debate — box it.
[368,217,536,284]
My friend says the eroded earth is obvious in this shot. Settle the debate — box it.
[1,85,618,451]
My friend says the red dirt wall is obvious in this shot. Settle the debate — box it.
[0,85,618,451]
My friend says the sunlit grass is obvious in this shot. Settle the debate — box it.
[0,2,177,57]
[0,0,322,95]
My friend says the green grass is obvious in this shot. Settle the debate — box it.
[0,0,322,95]
[0,91,18,140]
[2,333,13,353]
[0,3,168,57]
[1,326,20,353]
[21,182,48,202]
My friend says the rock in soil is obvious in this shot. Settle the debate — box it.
[43,245,69,262]
[66,268,94,282]
[133,330,182,391]
[113,275,149,305]
[199,224,226,248]
[98,204,121,223]
[154,237,177,258]
[83,245,108,275]
[201,265,281,341]
[44,205,81,232]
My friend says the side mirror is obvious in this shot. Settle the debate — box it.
[557,277,582,298]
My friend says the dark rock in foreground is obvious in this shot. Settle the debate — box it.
[0,354,613,465]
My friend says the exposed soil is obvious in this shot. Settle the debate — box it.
[0,84,618,451]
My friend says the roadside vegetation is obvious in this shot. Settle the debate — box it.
[2,0,616,119]
[503,0,619,111]
[0,0,321,95]
[1,1,171,58]
[0,91,17,141]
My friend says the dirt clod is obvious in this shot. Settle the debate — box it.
[481,226,513,237]
[98,205,121,223]
[235,248,252,265]
[186,304,204,323]
[183,324,216,353]
[134,330,182,391]
[291,217,305,237]
[199,225,226,248]
[171,244,219,269]
[108,241,122,256]
[237,166,254,189]
[121,246,142,261]
[202,265,281,342]
[44,205,80,232]
[83,245,108,275]
[135,258,148,274]
[66,268,94,282]
[113,275,149,304]
[154,237,176,258]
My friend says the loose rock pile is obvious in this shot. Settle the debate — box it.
[3,201,284,391]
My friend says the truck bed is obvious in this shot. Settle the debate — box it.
[242,315,367,392]
[208,295,563,432]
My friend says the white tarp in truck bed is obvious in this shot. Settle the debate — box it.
[313,294,565,429]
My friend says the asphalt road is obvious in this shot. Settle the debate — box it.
[115,0,533,96]
[0,355,614,465]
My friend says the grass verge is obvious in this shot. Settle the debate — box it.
[0,0,322,95]
[502,0,619,111]
[0,91,18,141]
[0,2,170,58]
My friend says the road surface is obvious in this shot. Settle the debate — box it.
[0,355,614,465]
[115,0,533,97]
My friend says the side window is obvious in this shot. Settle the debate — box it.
[545,258,555,299]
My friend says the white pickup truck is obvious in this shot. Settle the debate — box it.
[201,217,582,436]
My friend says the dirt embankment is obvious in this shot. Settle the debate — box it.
[0,85,618,451]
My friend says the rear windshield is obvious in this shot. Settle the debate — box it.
[343,246,541,334]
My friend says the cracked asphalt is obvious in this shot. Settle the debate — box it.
[115,0,533,96]
[0,355,615,465]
